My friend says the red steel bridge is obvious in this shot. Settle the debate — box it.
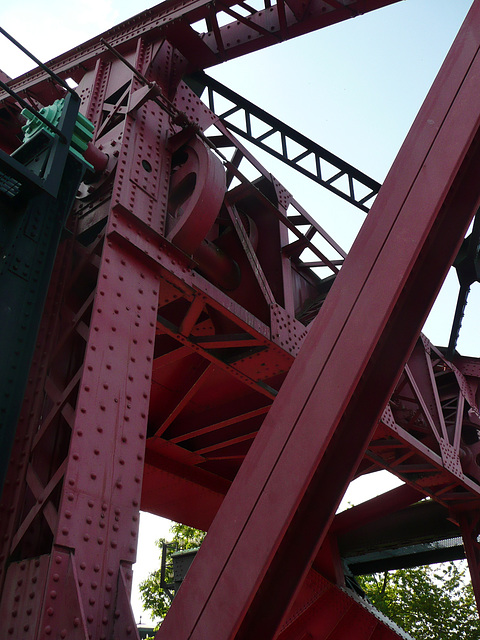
[1,1,480,638]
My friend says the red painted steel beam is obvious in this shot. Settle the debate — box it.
[142,448,229,530]
[0,0,401,101]
[460,512,480,611]
[165,0,402,70]
[275,569,405,640]
[157,4,480,639]
[331,483,423,535]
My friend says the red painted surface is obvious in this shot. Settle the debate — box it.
[1,1,480,638]
[157,3,480,637]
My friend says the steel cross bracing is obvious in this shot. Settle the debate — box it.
[1,0,480,639]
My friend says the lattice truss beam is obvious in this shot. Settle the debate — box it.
[1,1,480,639]
[196,72,381,211]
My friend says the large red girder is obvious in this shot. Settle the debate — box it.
[1,1,480,639]
[0,0,401,104]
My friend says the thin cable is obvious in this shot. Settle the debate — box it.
[0,26,75,94]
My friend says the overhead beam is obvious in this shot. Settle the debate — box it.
[332,483,423,535]
[0,0,402,100]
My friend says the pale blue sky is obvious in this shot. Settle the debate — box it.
[0,0,477,625]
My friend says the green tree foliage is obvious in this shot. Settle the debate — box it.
[357,562,480,639]
[139,523,206,625]
[140,526,480,638]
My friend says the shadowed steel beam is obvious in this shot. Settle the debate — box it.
[196,72,381,212]
[157,3,480,638]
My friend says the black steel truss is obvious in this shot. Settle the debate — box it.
[193,72,381,213]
